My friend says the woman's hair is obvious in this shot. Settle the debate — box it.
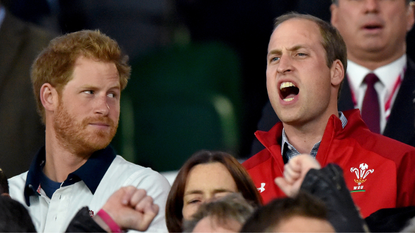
[165,150,262,232]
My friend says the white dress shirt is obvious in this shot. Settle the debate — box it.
[347,55,407,133]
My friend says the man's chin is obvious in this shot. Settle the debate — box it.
[88,138,112,150]
[74,142,111,156]
[74,135,113,154]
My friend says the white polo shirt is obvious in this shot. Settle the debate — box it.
[8,146,170,233]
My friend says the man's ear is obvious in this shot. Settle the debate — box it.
[40,83,59,112]
[330,3,339,28]
[330,59,344,87]
[407,2,415,32]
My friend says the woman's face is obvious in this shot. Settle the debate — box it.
[182,162,238,220]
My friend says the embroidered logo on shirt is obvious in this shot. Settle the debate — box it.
[257,183,266,193]
[350,163,374,192]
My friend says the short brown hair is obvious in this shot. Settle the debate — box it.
[165,150,262,232]
[31,30,131,124]
[240,191,330,232]
[274,12,347,72]
[182,193,256,232]
[273,12,347,99]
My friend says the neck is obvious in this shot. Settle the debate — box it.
[43,125,89,183]
[283,111,338,154]
[347,46,406,71]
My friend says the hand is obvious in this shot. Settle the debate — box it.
[275,154,321,197]
[99,186,159,232]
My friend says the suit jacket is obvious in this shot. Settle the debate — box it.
[0,10,55,176]
[250,58,415,156]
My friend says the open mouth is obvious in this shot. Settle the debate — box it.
[363,22,383,31]
[280,82,299,102]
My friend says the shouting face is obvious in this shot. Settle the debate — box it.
[266,18,342,128]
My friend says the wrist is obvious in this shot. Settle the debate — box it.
[93,215,112,233]
[96,209,122,233]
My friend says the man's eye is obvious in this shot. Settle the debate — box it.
[83,90,94,94]
[297,53,307,57]
[270,57,280,62]
[107,93,115,98]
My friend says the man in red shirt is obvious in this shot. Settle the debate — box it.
[243,12,415,218]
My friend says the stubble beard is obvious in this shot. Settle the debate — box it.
[53,102,118,156]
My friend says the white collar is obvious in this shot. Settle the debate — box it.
[347,55,406,96]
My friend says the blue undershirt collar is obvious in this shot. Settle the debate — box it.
[24,145,116,206]
[281,112,348,162]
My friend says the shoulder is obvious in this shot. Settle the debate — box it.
[8,171,28,203]
[243,149,273,171]
[407,57,415,71]
[1,10,55,43]
[104,156,171,192]
[350,128,415,164]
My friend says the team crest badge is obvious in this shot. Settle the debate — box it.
[350,163,374,192]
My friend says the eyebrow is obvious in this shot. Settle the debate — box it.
[184,188,234,196]
[79,83,121,91]
[268,45,307,56]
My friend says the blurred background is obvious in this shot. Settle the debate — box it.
[3,0,415,174]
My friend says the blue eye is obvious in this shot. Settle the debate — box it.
[271,57,280,62]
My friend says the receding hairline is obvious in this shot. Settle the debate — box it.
[269,18,326,56]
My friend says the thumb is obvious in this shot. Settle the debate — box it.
[275,177,296,197]
[138,203,159,231]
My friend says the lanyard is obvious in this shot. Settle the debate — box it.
[349,69,405,120]
[384,73,403,119]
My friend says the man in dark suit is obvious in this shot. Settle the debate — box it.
[0,2,55,176]
[251,0,415,156]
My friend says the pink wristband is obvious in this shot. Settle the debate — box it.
[96,209,122,233]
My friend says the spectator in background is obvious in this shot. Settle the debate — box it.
[240,191,335,233]
[251,0,415,155]
[0,1,55,177]
[8,30,170,232]
[165,150,262,232]
[183,193,255,233]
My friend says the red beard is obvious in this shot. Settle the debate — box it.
[53,101,118,156]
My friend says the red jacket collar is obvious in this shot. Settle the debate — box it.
[255,109,367,151]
